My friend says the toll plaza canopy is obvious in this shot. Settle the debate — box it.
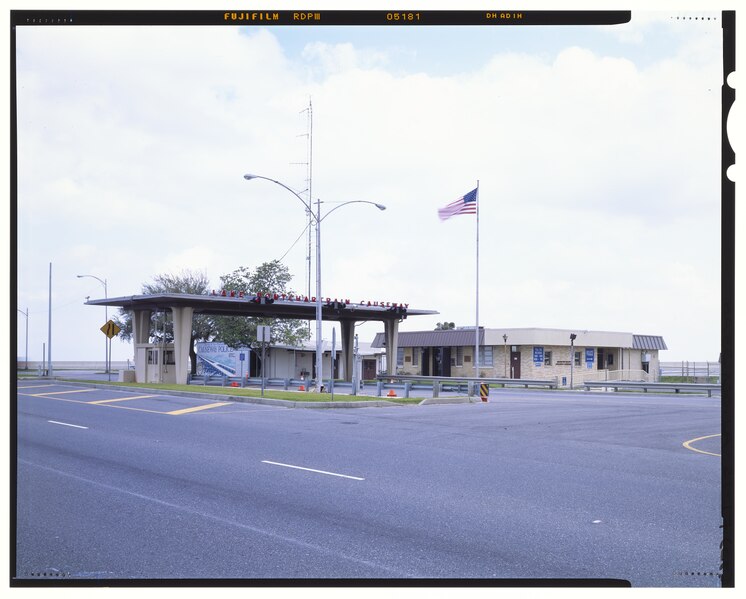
[86,292,438,384]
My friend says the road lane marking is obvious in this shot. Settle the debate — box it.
[261,460,365,481]
[682,433,721,457]
[48,420,88,429]
[18,393,180,414]
[18,459,405,577]
[30,389,96,397]
[166,402,232,416]
[89,395,157,404]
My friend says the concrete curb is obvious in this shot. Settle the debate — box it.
[419,396,480,405]
[40,379,405,409]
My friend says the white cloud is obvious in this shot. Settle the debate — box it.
[14,17,723,361]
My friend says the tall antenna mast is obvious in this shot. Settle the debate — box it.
[307,98,313,307]
[292,98,314,334]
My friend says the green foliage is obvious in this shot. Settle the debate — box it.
[213,260,310,351]
[111,262,310,373]
[113,270,215,375]
[435,321,456,330]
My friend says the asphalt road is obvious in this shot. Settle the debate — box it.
[15,381,722,585]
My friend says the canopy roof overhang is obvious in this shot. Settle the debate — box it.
[85,293,438,322]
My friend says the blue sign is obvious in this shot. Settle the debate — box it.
[585,348,595,368]
[533,346,544,365]
[239,352,245,362]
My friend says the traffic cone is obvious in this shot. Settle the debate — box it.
[387,389,397,397]
[299,384,305,391]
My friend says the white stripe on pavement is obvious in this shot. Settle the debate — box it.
[48,420,89,429]
[261,460,365,480]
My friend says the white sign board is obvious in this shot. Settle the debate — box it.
[257,325,271,343]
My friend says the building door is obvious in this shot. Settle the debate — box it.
[146,348,160,383]
[362,359,376,380]
[510,350,521,379]
[432,347,452,377]
[421,348,430,376]
[442,347,452,377]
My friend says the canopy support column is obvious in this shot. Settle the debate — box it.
[171,306,194,385]
[340,320,355,382]
[384,319,399,376]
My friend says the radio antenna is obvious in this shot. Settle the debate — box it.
[293,98,313,334]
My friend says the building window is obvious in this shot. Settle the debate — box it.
[397,347,404,367]
[480,346,494,367]
[455,347,464,366]
[412,348,419,366]
[544,350,552,366]
[607,353,614,366]
[147,349,158,365]
[163,350,176,365]
[574,351,581,367]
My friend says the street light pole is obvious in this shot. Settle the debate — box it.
[243,173,385,393]
[503,333,508,378]
[570,333,577,389]
[77,274,108,373]
[17,308,28,371]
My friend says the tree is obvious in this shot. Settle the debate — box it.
[436,322,456,330]
[213,260,311,354]
[113,270,216,375]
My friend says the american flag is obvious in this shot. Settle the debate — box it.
[438,187,478,220]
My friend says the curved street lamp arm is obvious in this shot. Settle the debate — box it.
[320,200,386,223]
[77,274,107,296]
[244,174,314,219]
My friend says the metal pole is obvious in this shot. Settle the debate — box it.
[503,334,507,378]
[315,197,323,393]
[352,333,359,396]
[261,341,266,397]
[331,327,336,401]
[570,335,575,389]
[104,279,109,374]
[48,263,53,377]
[475,180,480,377]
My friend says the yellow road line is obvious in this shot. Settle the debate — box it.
[31,389,96,397]
[166,402,232,416]
[682,433,721,457]
[89,395,157,404]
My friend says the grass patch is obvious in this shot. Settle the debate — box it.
[660,376,719,384]
[57,379,393,403]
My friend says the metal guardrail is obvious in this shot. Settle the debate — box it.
[583,380,721,397]
[187,374,332,391]
[375,374,558,398]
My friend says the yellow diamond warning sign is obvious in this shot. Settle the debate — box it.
[100,320,121,339]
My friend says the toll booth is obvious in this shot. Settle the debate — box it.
[134,343,177,384]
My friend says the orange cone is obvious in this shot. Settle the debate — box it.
[387,389,397,397]
[299,385,305,391]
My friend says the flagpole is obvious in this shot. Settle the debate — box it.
[475,180,480,378]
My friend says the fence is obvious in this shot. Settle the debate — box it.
[659,361,720,380]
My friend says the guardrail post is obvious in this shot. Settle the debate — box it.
[432,380,440,398]
[404,382,411,398]
[376,380,383,397]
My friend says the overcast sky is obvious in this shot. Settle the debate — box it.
[12,4,732,364]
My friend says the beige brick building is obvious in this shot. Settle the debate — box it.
[371,327,667,387]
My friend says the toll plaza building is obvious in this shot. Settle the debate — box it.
[371,327,668,386]
[85,292,436,385]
